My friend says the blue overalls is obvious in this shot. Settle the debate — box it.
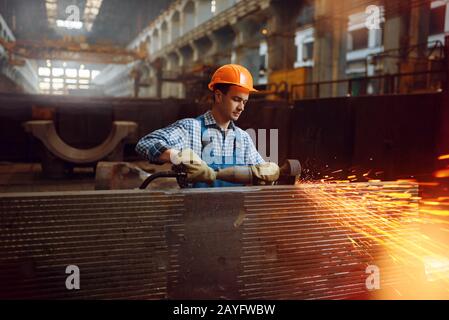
[193,115,244,188]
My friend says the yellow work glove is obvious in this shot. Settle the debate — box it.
[251,162,280,183]
[172,149,217,184]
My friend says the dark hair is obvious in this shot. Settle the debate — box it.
[212,83,232,103]
[213,83,232,95]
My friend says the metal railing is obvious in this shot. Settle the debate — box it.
[366,40,446,74]
[290,70,446,100]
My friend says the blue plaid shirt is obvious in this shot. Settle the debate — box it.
[135,110,265,165]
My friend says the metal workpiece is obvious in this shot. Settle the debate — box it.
[23,120,138,179]
[0,182,419,299]
[23,120,138,164]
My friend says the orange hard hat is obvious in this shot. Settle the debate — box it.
[208,64,258,92]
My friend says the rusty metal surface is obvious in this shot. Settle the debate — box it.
[0,183,419,299]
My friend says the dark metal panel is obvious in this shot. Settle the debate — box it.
[291,93,443,180]
[0,98,33,160]
[0,191,185,299]
[168,192,244,299]
[238,100,293,163]
[351,94,442,180]
[56,104,113,148]
[290,98,354,178]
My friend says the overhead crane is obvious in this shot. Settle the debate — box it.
[0,36,148,65]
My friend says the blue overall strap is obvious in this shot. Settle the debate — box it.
[233,128,244,165]
[193,115,244,188]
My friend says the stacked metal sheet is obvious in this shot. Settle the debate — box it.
[0,182,419,299]
[239,183,420,299]
[0,190,185,299]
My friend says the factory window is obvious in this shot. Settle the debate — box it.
[65,68,77,77]
[52,68,64,77]
[377,22,385,47]
[348,28,369,51]
[39,82,50,90]
[52,83,64,90]
[38,67,51,76]
[37,62,101,94]
[303,41,314,61]
[259,54,266,73]
[91,70,100,79]
[38,66,100,94]
[79,69,90,78]
[429,5,446,35]
[258,41,268,85]
[295,27,314,68]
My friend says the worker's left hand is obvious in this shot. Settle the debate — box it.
[251,162,280,183]
[173,149,217,184]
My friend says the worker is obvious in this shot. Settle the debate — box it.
[135,63,280,187]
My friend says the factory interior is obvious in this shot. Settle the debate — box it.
[1,0,449,301]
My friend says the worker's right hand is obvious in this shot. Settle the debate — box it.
[171,148,217,184]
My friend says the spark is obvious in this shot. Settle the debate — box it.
[435,169,449,178]
[298,179,449,298]
[438,154,449,160]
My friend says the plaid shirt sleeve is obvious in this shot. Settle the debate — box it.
[135,118,199,164]
[240,129,265,165]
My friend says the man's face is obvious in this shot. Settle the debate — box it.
[215,85,249,122]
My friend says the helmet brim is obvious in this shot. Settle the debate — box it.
[208,81,258,92]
